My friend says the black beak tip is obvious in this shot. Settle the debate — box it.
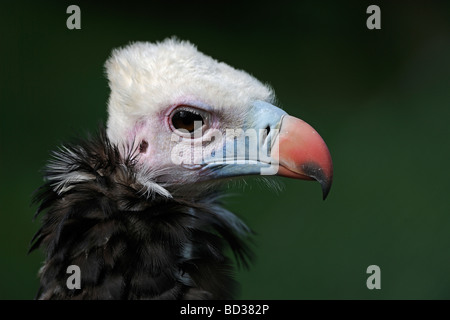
[301,162,333,201]
[321,178,332,200]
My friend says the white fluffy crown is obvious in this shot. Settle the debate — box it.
[105,38,274,145]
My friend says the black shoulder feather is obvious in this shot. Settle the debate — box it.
[31,127,253,299]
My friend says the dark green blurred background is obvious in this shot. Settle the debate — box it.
[1,1,449,299]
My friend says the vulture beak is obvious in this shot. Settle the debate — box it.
[200,101,333,199]
[271,115,333,200]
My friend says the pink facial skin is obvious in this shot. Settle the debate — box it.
[126,95,218,170]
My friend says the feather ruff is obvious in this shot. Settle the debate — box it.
[30,127,253,299]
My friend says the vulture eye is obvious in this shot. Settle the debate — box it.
[170,106,209,137]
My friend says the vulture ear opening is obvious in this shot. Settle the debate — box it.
[139,140,149,153]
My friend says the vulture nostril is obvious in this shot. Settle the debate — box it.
[261,125,271,145]
[139,140,148,153]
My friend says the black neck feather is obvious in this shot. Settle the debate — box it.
[30,127,252,299]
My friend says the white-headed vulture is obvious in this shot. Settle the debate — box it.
[30,38,333,299]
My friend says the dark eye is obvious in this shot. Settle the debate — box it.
[170,106,208,136]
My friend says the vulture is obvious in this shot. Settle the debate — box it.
[30,38,333,300]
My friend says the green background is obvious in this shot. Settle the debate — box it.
[1,1,450,299]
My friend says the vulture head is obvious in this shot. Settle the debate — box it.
[31,38,333,299]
